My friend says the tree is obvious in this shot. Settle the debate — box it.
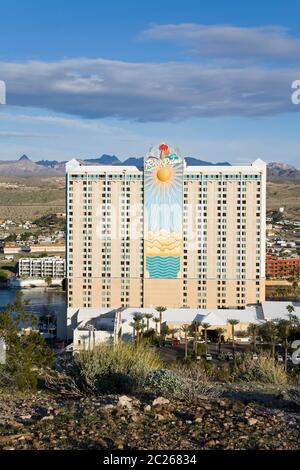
[286,304,295,316]
[276,319,291,371]
[132,313,144,346]
[129,321,136,342]
[215,328,225,354]
[201,322,211,355]
[169,328,178,339]
[144,313,153,332]
[247,323,258,353]
[191,320,202,354]
[0,291,53,390]
[153,317,160,334]
[160,324,169,341]
[228,319,240,358]
[155,306,167,333]
[258,321,279,360]
[45,276,52,288]
[181,324,190,360]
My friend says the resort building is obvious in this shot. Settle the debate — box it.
[71,301,300,351]
[18,256,66,279]
[266,254,300,279]
[66,143,266,338]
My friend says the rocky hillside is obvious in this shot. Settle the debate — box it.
[0,387,299,450]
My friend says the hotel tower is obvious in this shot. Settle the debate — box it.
[66,143,266,331]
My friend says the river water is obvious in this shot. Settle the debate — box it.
[0,287,67,339]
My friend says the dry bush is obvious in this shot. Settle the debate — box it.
[235,354,287,385]
[75,342,162,394]
[173,364,221,402]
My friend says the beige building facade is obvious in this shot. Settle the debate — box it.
[66,143,266,333]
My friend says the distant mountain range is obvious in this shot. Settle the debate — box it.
[266,162,300,181]
[0,154,299,181]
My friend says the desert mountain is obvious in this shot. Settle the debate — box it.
[0,155,64,176]
[267,162,300,181]
[0,155,299,180]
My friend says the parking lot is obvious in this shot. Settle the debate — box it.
[158,339,300,368]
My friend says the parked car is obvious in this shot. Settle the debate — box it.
[252,353,258,360]
[237,336,251,343]
[226,353,234,361]
[205,353,213,361]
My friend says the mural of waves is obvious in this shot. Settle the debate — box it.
[146,256,180,279]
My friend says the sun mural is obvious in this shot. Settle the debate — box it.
[144,143,184,279]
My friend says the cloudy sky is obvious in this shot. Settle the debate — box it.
[0,0,299,164]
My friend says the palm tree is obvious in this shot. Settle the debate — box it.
[215,328,225,354]
[247,323,258,353]
[276,319,291,371]
[286,304,295,316]
[155,306,167,333]
[228,319,240,358]
[181,324,190,360]
[144,313,153,332]
[133,313,144,345]
[153,317,160,334]
[192,320,202,353]
[201,322,211,355]
[169,328,178,339]
[288,313,299,328]
[141,317,146,334]
[130,321,135,340]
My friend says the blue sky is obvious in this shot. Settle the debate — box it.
[0,0,299,164]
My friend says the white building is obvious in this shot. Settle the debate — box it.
[69,301,300,350]
[18,256,66,279]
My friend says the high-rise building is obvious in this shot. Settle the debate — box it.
[66,143,266,335]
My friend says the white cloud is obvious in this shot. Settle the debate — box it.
[141,23,300,60]
[0,44,298,122]
[0,129,51,138]
[0,111,132,135]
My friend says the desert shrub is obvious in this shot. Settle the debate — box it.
[288,388,300,406]
[213,363,233,383]
[289,367,300,386]
[75,342,161,394]
[175,364,221,402]
[144,363,221,402]
[235,354,287,385]
[143,368,186,398]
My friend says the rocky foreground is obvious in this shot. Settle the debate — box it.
[0,388,299,450]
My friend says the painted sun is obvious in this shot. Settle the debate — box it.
[155,166,173,183]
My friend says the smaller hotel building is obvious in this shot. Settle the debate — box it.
[66,144,266,337]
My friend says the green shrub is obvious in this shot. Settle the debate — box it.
[235,354,287,385]
[143,368,185,398]
[0,332,54,391]
[75,342,161,394]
